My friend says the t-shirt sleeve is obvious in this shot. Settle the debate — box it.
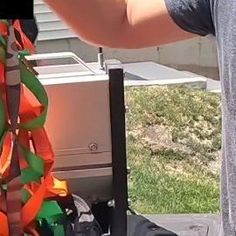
[164,0,215,36]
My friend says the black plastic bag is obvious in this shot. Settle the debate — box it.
[127,215,178,236]
[71,194,103,236]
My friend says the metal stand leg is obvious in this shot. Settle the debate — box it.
[106,60,128,236]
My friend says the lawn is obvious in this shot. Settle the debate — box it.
[125,86,221,214]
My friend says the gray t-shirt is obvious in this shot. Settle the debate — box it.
[164,1,236,235]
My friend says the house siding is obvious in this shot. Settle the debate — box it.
[34,0,76,41]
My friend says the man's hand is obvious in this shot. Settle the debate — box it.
[44,0,195,48]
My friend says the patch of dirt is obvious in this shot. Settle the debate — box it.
[128,124,221,176]
[208,151,221,174]
[129,124,191,154]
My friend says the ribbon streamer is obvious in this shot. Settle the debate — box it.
[0,20,69,235]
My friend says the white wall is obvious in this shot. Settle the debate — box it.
[37,37,218,68]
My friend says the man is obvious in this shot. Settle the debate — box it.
[43,0,235,235]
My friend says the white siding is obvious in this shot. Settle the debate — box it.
[34,0,76,41]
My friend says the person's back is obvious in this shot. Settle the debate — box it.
[43,0,236,235]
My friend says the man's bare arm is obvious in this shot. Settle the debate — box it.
[44,0,195,48]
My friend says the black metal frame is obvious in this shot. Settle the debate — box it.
[106,60,128,236]
[105,61,178,236]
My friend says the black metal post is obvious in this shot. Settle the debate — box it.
[106,60,128,236]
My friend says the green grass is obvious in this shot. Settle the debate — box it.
[126,86,221,214]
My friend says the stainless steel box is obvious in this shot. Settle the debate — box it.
[25,52,113,203]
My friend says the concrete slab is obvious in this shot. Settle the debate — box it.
[123,62,207,89]
[206,78,221,93]
[146,214,220,236]
[183,71,221,93]
[123,61,222,94]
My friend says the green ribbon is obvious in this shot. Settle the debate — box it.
[19,51,48,130]
[37,201,66,236]
[53,225,66,236]
[0,46,6,64]
[19,51,68,234]
[22,188,31,203]
[20,145,45,184]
